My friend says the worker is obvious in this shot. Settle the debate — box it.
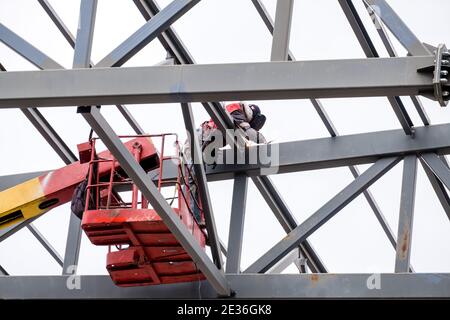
[182,102,267,223]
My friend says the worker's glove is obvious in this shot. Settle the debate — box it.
[238,122,251,131]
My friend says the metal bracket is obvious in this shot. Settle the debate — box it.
[419,44,450,107]
[434,44,450,107]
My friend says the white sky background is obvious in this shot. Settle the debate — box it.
[1,0,450,276]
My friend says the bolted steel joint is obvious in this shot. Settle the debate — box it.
[433,44,450,106]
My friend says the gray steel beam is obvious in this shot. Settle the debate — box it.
[338,0,413,135]
[0,215,39,243]
[420,159,450,222]
[226,174,248,273]
[21,108,77,164]
[62,0,98,276]
[27,224,63,267]
[115,104,145,135]
[95,0,200,68]
[151,124,450,183]
[0,23,63,69]
[251,176,327,273]
[362,2,430,126]
[245,157,401,273]
[38,0,76,48]
[79,106,230,296]
[206,124,450,179]
[421,153,450,193]
[0,55,437,108]
[181,103,223,269]
[395,155,417,273]
[73,0,97,69]
[364,0,432,56]
[0,265,8,275]
[271,0,294,61]
[267,248,302,274]
[2,273,450,299]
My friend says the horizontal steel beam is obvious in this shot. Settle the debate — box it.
[205,124,450,179]
[1,274,450,299]
[0,56,437,108]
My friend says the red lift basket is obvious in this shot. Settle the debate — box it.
[81,134,207,287]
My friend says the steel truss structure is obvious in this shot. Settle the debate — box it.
[1,0,450,299]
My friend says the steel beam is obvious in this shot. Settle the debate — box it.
[395,155,417,273]
[1,274,450,299]
[80,106,230,296]
[73,0,97,69]
[38,0,76,48]
[245,157,401,273]
[21,108,77,164]
[421,153,450,192]
[270,0,294,61]
[95,0,200,68]
[226,174,248,273]
[338,0,414,135]
[0,55,437,108]
[420,159,450,222]
[0,216,40,243]
[362,1,430,126]
[27,224,63,267]
[62,0,98,276]
[0,23,63,69]
[206,124,450,179]
[181,103,223,269]
[267,248,302,274]
[0,265,8,275]
[364,0,432,56]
